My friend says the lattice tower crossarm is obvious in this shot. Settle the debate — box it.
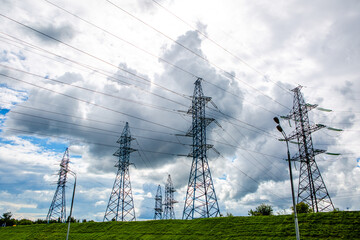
[46,148,70,223]
[163,174,177,219]
[182,78,220,219]
[282,86,334,212]
[103,122,136,221]
[154,185,163,220]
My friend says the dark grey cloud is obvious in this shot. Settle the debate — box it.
[34,23,76,45]
[1,0,359,220]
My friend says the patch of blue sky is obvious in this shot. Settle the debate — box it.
[11,50,26,61]
[0,136,14,145]
[0,83,28,94]
[219,174,227,180]
[0,50,26,62]
[0,109,10,115]
[0,50,8,62]
[17,207,43,214]
[20,135,69,153]
[0,109,10,125]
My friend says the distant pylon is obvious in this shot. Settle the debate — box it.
[182,78,220,219]
[104,122,136,221]
[282,86,334,212]
[46,148,70,223]
[154,185,163,220]
[163,174,177,219]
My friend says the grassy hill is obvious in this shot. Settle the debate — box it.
[0,211,359,239]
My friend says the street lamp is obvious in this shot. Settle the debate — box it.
[274,117,300,240]
[66,170,77,240]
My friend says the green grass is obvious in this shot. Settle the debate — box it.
[1,211,359,239]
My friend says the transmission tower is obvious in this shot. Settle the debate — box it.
[163,174,177,219]
[282,86,334,212]
[104,122,136,221]
[46,148,70,223]
[182,78,220,219]
[154,185,163,220]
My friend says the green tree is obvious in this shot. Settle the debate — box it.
[248,204,273,216]
[67,216,76,223]
[292,202,313,214]
[16,219,33,225]
[1,212,16,226]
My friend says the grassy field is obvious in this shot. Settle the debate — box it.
[0,211,359,239]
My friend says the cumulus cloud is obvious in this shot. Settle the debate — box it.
[0,0,359,221]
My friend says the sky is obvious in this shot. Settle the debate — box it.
[0,0,359,221]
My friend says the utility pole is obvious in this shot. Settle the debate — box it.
[46,148,70,223]
[104,122,136,221]
[163,175,177,219]
[154,185,163,220]
[182,78,220,219]
[282,86,334,212]
[274,117,300,240]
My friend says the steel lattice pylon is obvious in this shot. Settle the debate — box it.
[163,174,177,219]
[282,86,334,212]
[104,122,136,221]
[46,148,70,223]
[154,185,163,220]
[182,78,220,219]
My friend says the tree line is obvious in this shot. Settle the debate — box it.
[0,212,94,227]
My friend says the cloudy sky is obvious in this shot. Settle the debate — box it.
[0,0,359,221]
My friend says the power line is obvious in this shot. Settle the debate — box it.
[0,32,188,108]
[0,13,191,102]
[6,112,190,148]
[207,107,278,138]
[0,64,182,114]
[1,62,278,138]
[0,72,184,132]
[151,0,292,95]
[203,80,280,116]
[37,1,287,118]
[0,12,288,137]
[217,153,285,201]
[0,100,174,136]
[2,127,183,157]
[106,0,291,111]
[43,0,197,80]
[0,31,285,137]
[214,125,286,182]
[4,107,284,160]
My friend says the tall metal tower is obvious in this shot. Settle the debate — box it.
[282,86,334,212]
[104,122,136,221]
[182,78,220,219]
[154,185,163,220]
[46,148,70,223]
[163,174,177,219]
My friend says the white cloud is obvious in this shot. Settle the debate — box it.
[0,0,359,221]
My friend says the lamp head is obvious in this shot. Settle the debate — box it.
[276,125,283,133]
[273,117,280,124]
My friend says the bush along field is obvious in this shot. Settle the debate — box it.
[0,211,359,240]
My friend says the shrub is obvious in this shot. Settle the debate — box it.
[248,204,273,216]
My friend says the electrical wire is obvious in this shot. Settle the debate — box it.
[3,107,284,160]
[36,1,287,118]
[106,0,291,111]
[0,32,189,108]
[1,64,182,114]
[2,127,183,157]
[151,0,293,95]
[0,72,184,133]
[0,13,191,102]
